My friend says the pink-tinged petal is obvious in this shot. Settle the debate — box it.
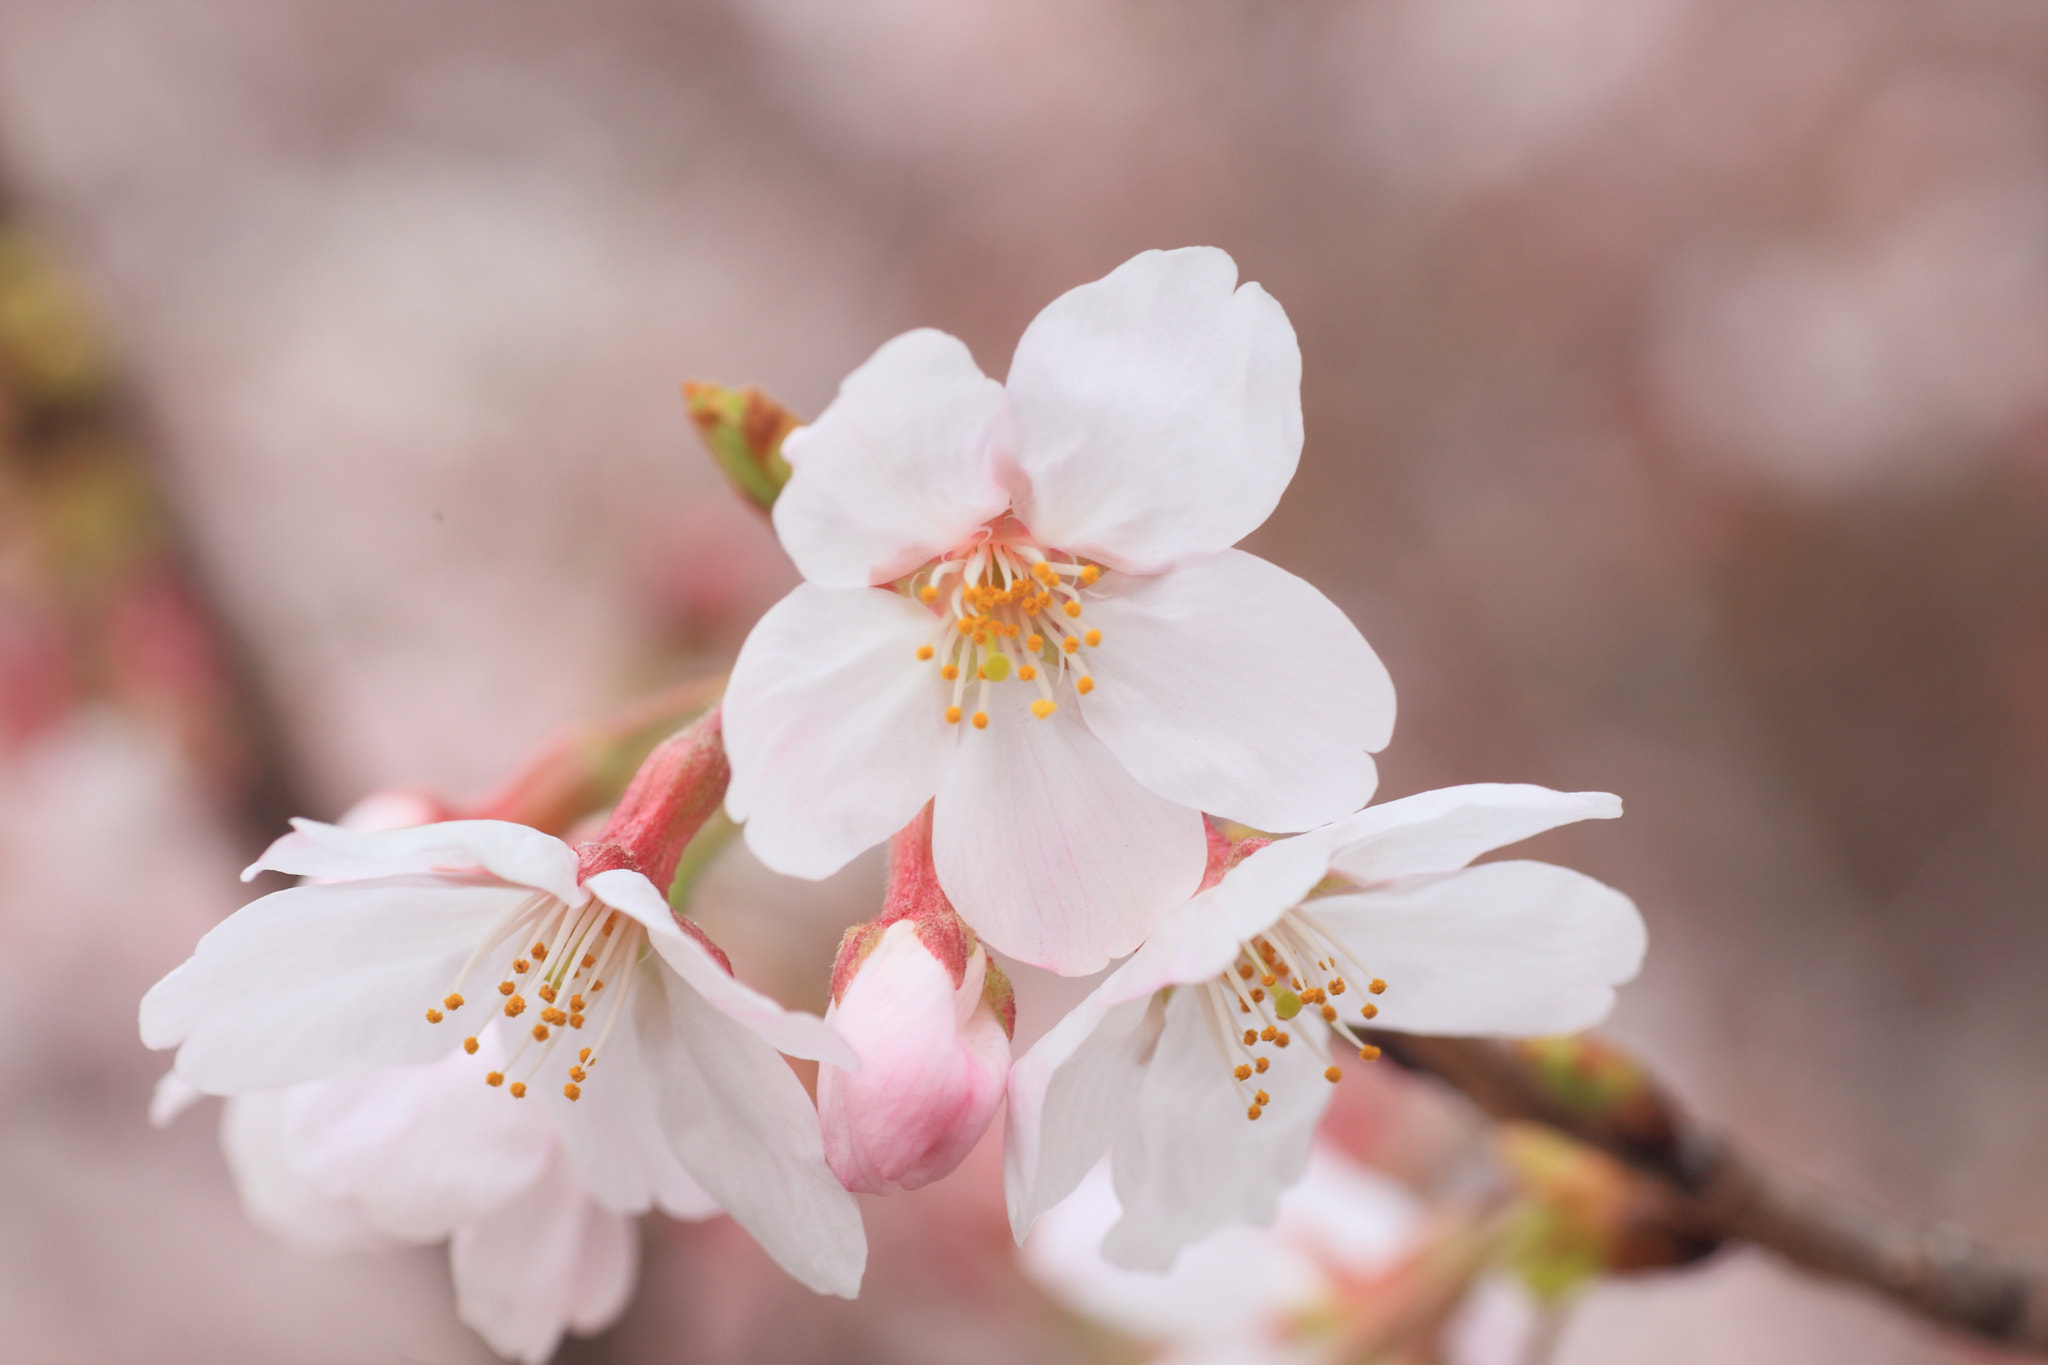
[932,683,1205,974]
[450,1147,638,1365]
[1005,992,1166,1243]
[1323,785,1622,886]
[1303,861,1646,1036]
[277,1033,554,1241]
[1003,247,1302,572]
[773,328,1009,588]
[141,878,528,1089]
[725,583,957,880]
[244,818,581,904]
[218,1091,392,1254]
[587,869,856,1067]
[635,970,867,1297]
[1102,986,1329,1271]
[1079,549,1393,833]
[817,926,1009,1194]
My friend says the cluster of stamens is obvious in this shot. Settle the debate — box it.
[1200,909,1389,1121]
[425,890,644,1102]
[904,530,1105,729]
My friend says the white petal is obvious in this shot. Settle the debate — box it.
[218,1091,392,1254]
[587,869,857,1067]
[1324,784,1622,886]
[1102,987,1328,1271]
[451,1147,637,1365]
[279,1035,554,1241]
[1079,549,1393,832]
[931,682,1205,974]
[635,969,867,1297]
[725,583,957,879]
[148,1070,204,1128]
[1005,991,1167,1243]
[244,819,581,904]
[1303,861,1646,1036]
[1003,247,1302,572]
[140,878,528,1090]
[773,328,1010,588]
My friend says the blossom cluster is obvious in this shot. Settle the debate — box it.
[139,247,1645,1362]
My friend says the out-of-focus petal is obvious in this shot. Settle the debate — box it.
[243,819,581,904]
[1101,987,1328,1271]
[450,1147,637,1365]
[141,879,527,1090]
[635,971,867,1298]
[725,583,957,879]
[1080,549,1392,832]
[773,329,1009,589]
[218,1090,392,1254]
[1004,992,1167,1243]
[1304,861,1646,1036]
[932,684,1205,974]
[1323,785,1622,886]
[149,1070,203,1128]
[1003,247,1301,572]
[586,869,856,1067]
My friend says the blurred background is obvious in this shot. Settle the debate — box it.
[2,1,2046,1361]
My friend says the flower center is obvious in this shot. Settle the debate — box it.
[898,524,1106,731]
[1198,908,1389,1121]
[425,891,644,1102]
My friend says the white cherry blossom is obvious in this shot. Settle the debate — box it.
[1005,784,1645,1269]
[140,795,867,1299]
[723,246,1395,974]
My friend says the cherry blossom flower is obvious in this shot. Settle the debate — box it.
[816,806,1014,1194]
[1005,784,1645,1269]
[723,246,1395,974]
[139,716,867,1299]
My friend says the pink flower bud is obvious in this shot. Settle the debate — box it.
[817,807,1014,1195]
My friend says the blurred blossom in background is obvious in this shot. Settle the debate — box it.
[2,1,2047,1361]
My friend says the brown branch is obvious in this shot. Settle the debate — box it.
[1363,1030,2048,1352]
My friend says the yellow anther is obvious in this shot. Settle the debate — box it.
[1243,1029,1259,1046]
[916,644,934,660]
[444,993,464,1010]
[1274,1031,1291,1048]
[1233,1064,1252,1081]
[563,1082,581,1101]
[946,706,963,724]
[1084,629,1101,647]
[1321,1004,1338,1021]
[509,1082,527,1098]
[1033,561,1056,584]
[486,1071,504,1087]
[1255,1056,1269,1074]
[1359,1045,1382,1062]
[542,1007,567,1026]
[569,1014,585,1028]
[1236,963,1254,979]
[971,711,989,729]
[581,953,596,968]
[918,584,939,603]
[1018,664,1037,681]
[1329,978,1346,995]
[513,959,529,974]
[1246,1104,1263,1121]
[1361,1002,1379,1020]
[578,1047,592,1063]
[425,1008,443,1023]
[504,995,526,1017]
[1031,698,1057,719]
[1063,637,1079,653]
[941,664,959,681]
[1260,1025,1277,1042]
[498,981,514,996]
[463,1037,479,1054]
[538,984,557,1003]
[1325,1066,1343,1083]
[569,995,585,1011]
[1026,633,1044,651]
[592,979,606,991]
[1063,600,1082,618]
[1239,1000,1251,1013]
[530,944,548,961]
[1249,987,1265,1003]
[532,1024,550,1041]
[1076,675,1095,694]
[568,1066,586,1082]
[1254,1090,1270,1106]
[1260,974,1276,988]
[1080,565,1100,585]
[1369,978,1387,995]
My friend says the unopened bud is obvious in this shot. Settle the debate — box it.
[683,380,801,513]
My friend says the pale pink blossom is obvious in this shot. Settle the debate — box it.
[816,807,1014,1194]
[1007,784,1645,1269]
[724,246,1395,974]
